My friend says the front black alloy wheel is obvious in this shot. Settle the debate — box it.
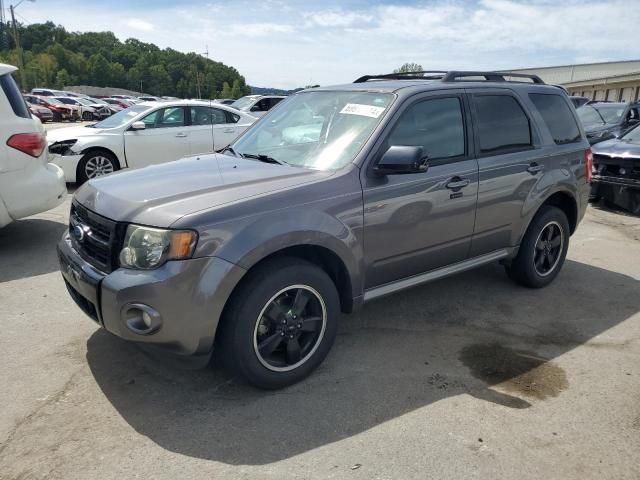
[218,257,340,389]
[254,285,327,372]
[505,205,570,288]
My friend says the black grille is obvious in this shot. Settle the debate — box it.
[69,202,120,273]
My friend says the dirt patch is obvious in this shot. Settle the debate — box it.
[459,343,568,400]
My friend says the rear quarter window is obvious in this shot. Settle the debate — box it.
[1,74,31,119]
[529,93,581,145]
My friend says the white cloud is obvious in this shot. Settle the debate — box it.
[125,19,154,32]
[304,10,373,28]
[17,0,640,89]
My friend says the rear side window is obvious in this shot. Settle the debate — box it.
[474,95,531,154]
[529,93,581,144]
[1,74,31,119]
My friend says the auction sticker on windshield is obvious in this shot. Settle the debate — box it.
[340,103,386,118]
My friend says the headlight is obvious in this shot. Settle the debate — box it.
[48,139,77,155]
[119,225,198,270]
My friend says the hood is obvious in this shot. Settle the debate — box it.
[592,138,640,158]
[74,154,334,227]
[583,123,613,134]
[47,125,108,143]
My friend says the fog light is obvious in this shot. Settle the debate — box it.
[122,304,161,335]
[142,311,153,328]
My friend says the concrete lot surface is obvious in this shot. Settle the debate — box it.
[0,193,639,480]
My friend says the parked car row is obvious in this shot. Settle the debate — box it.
[47,99,258,183]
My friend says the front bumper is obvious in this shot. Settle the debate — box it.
[58,231,246,356]
[49,152,83,183]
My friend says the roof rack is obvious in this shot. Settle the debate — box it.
[353,70,545,85]
[353,71,448,83]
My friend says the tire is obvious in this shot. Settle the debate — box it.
[505,205,570,288]
[217,257,340,389]
[76,150,118,184]
[82,111,93,121]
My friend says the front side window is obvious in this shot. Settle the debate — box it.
[231,91,393,170]
[474,95,532,154]
[143,107,185,128]
[387,97,465,161]
[529,93,581,145]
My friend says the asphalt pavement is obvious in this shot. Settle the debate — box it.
[0,193,639,479]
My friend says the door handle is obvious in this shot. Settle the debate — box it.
[175,132,187,138]
[223,128,235,133]
[527,163,544,174]
[445,178,470,190]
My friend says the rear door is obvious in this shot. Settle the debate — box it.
[361,91,479,288]
[123,106,190,168]
[186,106,246,154]
[468,89,545,256]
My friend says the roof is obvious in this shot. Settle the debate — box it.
[0,63,18,76]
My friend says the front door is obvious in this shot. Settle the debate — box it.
[362,92,479,289]
[124,106,190,168]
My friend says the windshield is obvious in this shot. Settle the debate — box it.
[230,91,394,170]
[577,104,625,125]
[76,98,94,106]
[231,96,258,111]
[621,124,640,143]
[92,105,151,128]
[87,97,107,105]
[45,97,64,105]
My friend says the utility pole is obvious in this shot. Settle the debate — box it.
[9,4,26,90]
[0,0,7,50]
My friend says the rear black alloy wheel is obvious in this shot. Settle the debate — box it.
[505,205,570,288]
[532,221,563,277]
[253,285,327,372]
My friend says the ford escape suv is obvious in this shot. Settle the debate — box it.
[58,71,592,389]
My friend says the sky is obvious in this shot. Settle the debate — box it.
[13,0,640,89]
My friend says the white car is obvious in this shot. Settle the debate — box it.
[47,100,258,183]
[230,95,286,117]
[0,64,66,228]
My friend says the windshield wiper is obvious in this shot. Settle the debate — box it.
[220,146,243,158]
[241,153,286,165]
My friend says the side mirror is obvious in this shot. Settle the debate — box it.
[130,121,146,131]
[374,146,428,175]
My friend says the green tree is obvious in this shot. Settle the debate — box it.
[393,62,423,73]
[230,79,242,99]
[3,21,250,98]
[87,53,111,87]
[55,68,71,89]
[221,81,232,98]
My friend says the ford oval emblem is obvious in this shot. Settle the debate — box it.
[73,224,90,242]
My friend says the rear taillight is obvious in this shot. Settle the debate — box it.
[584,148,593,183]
[7,133,47,158]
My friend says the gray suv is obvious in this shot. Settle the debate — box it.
[58,71,592,389]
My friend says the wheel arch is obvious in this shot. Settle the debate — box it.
[518,189,578,248]
[76,146,123,180]
[227,243,356,316]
